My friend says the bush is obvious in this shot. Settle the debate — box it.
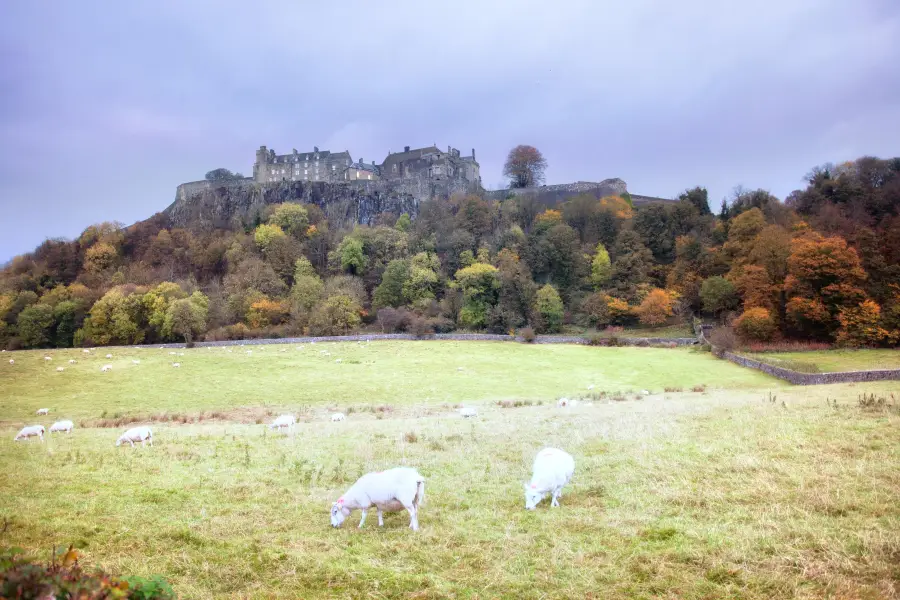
[519,327,536,343]
[0,547,174,599]
[708,327,736,352]
[586,333,607,346]
[408,316,434,338]
[309,295,362,336]
[426,316,455,333]
[533,284,564,333]
[376,307,412,333]
[734,307,777,341]
[635,288,674,326]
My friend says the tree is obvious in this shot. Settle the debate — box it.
[253,224,286,251]
[52,300,85,347]
[163,292,209,343]
[205,168,244,181]
[734,307,776,341]
[678,187,711,215]
[395,213,411,232]
[17,304,55,348]
[635,288,674,326]
[533,284,564,333]
[590,243,612,290]
[309,295,361,336]
[245,298,290,328]
[454,262,500,329]
[373,259,410,308]
[608,230,654,301]
[77,287,145,346]
[503,145,548,188]
[835,300,888,347]
[403,252,440,306]
[339,237,367,275]
[142,282,187,341]
[700,276,739,319]
[84,242,118,274]
[268,203,309,238]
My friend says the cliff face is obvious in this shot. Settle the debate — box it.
[166,179,422,230]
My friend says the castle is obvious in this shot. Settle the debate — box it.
[253,144,481,188]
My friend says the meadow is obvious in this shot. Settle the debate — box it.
[1,342,898,599]
[742,349,900,373]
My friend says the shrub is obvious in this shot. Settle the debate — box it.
[734,307,776,342]
[376,307,412,333]
[309,295,362,336]
[426,316,455,333]
[0,547,174,599]
[836,300,889,347]
[708,327,736,352]
[519,327,536,343]
[409,316,434,338]
[586,333,607,346]
[403,431,418,443]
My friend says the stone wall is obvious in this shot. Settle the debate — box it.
[484,179,629,202]
[722,352,900,385]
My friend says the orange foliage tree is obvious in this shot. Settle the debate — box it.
[734,307,776,341]
[835,300,889,347]
[635,289,674,326]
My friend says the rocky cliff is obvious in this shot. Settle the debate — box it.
[166,179,422,230]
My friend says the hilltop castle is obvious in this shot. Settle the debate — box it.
[253,144,481,188]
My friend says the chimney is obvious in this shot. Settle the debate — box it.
[359,157,363,165]
[314,146,319,152]
[448,145,451,154]
[472,148,476,160]
[404,146,410,152]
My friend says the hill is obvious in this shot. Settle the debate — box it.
[1,156,898,350]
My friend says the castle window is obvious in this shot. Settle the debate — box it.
[368,174,372,180]
[304,170,308,175]
[392,164,398,173]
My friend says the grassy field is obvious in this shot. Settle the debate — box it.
[1,342,899,599]
[743,349,900,373]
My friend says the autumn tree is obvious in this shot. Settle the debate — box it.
[163,292,209,343]
[454,262,500,329]
[590,243,612,290]
[267,203,309,238]
[635,288,674,326]
[503,145,548,188]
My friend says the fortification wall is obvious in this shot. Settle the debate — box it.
[485,179,629,202]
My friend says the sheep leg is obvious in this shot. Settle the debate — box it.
[377,509,384,527]
[129,439,135,447]
[405,505,419,531]
[358,509,368,528]
[551,488,561,507]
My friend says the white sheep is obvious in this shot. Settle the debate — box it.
[587,384,595,390]
[459,407,478,418]
[116,426,153,447]
[334,358,342,363]
[82,349,91,354]
[331,412,346,422]
[69,359,76,364]
[43,356,52,361]
[8,359,13,365]
[557,397,570,407]
[56,367,64,372]
[169,351,177,355]
[330,467,426,531]
[132,359,140,364]
[15,425,45,442]
[49,420,74,434]
[101,365,112,372]
[641,390,650,396]
[172,362,181,368]
[36,408,49,415]
[178,353,184,356]
[105,354,113,359]
[269,414,296,432]
[524,448,575,510]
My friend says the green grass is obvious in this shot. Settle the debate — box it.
[2,342,899,599]
[0,342,775,420]
[560,323,695,339]
[744,349,900,373]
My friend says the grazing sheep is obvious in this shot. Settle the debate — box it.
[280,349,287,353]
[169,352,177,355]
[132,359,140,364]
[56,367,64,372]
[525,448,575,510]
[459,407,478,418]
[641,390,650,396]
[116,426,153,447]
[82,349,91,354]
[101,365,112,372]
[269,414,295,432]
[43,356,52,361]
[105,354,113,359]
[587,384,595,390]
[15,425,45,442]
[172,362,181,368]
[246,350,253,355]
[8,359,13,365]
[69,359,76,364]
[331,412,346,422]
[331,467,426,531]
[50,420,74,434]
[178,353,184,356]
[36,408,49,415]
[557,397,570,407]
[335,358,342,363]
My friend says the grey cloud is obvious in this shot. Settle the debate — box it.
[1,0,898,260]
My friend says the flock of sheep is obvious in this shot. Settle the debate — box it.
[9,341,585,530]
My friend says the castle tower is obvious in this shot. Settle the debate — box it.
[253,146,269,183]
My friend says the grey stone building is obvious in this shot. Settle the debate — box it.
[253,143,480,190]
[253,146,353,184]
[381,145,480,187]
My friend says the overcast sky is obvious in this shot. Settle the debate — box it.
[1,0,898,261]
